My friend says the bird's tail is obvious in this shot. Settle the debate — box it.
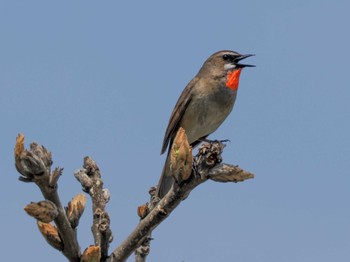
[155,150,174,198]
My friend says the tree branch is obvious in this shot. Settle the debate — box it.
[14,134,81,262]
[134,187,157,262]
[14,129,254,262]
[74,156,113,261]
[109,129,254,261]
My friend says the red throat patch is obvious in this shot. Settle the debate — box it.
[226,68,242,91]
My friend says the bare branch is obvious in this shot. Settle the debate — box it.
[74,157,113,261]
[14,134,81,261]
[110,137,254,261]
[134,187,157,261]
[134,237,151,262]
[14,131,254,262]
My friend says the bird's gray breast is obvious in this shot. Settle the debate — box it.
[198,84,236,126]
[180,83,237,144]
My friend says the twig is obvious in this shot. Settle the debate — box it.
[15,134,81,261]
[75,156,113,261]
[14,130,254,262]
[134,187,157,261]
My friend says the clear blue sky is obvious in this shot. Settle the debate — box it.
[1,1,349,261]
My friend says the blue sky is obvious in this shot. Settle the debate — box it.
[1,1,349,261]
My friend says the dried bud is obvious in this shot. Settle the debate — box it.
[14,133,25,159]
[137,204,149,219]
[148,187,156,196]
[93,208,110,232]
[99,212,110,232]
[66,194,86,228]
[102,188,110,203]
[197,141,225,167]
[74,169,93,191]
[208,163,255,182]
[49,167,63,187]
[170,127,193,183]
[81,246,101,262]
[24,200,58,223]
[15,134,52,182]
[83,156,100,174]
[37,221,63,251]
[195,141,226,179]
[30,142,52,167]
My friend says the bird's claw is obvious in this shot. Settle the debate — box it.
[200,138,230,144]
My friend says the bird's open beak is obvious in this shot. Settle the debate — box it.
[235,54,255,68]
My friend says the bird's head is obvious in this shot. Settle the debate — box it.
[199,50,255,91]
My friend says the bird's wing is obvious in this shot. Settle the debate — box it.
[160,77,198,154]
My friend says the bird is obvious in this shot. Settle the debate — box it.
[156,50,254,198]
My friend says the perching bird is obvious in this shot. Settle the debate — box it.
[156,50,254,198]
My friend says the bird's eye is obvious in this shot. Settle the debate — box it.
[222,54,231,61]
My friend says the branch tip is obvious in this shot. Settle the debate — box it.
[14,134,53,182]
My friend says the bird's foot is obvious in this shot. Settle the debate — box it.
[200,138,231,144]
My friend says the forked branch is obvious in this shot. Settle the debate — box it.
[14,129,254,262]
[110,128,254,261]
